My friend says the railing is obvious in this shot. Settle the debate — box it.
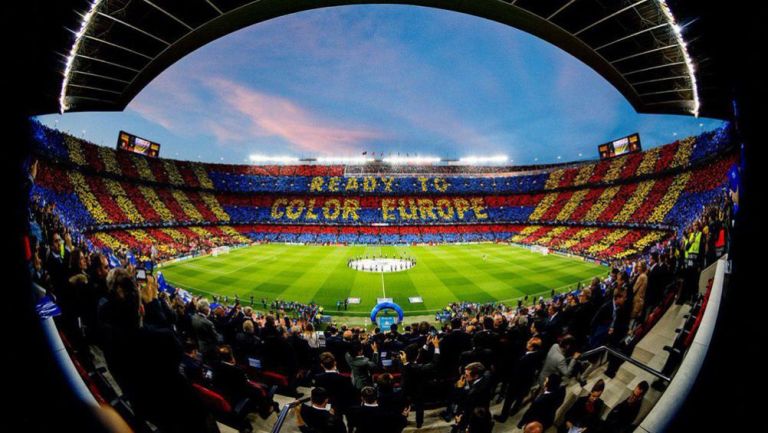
[270,396,311,433]
[579,345,671,383]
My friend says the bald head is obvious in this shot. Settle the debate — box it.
[523,422,543,433]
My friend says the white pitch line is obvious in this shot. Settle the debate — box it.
[380,271,386,298]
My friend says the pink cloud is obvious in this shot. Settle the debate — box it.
[205,78,383,154]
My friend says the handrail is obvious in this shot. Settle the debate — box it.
[270,396,311,433]
[579,345,672,383]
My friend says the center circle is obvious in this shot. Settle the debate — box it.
[348,257,416,273]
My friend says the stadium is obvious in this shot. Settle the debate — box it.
[10,2,761,433]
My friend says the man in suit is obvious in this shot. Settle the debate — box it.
[537,335,581,387]
[314,352,358,416]
[517,374,565,430]
[560,379,606,433]
[346,387,407,433]
[438,318,472,378]
[191,299,222,360]
[454,362,493,432]
[604,381,649,433]
[495,337,544,423]
[604,291,632,378]
[298,387,346,433]
[345,341,379,390]
[400,336,440,427]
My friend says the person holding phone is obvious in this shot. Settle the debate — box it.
[400,335,440,428]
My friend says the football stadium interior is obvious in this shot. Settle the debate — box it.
[10,1,762,433]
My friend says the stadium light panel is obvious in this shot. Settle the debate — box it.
[60,0,103,113]
[316,156,374,164]
[383,156,440,164]
[657,0,700,117]
[458,155,508,164]
[249,154,300,164]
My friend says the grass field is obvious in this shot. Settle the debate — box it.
[160,243,607,316]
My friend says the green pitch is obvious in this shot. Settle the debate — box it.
[160,243,607,316]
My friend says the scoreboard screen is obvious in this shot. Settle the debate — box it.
[117,130,161,158]
[598,133,641,159]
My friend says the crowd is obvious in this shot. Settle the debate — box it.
[28,181,687,433]
[24,127,734,433]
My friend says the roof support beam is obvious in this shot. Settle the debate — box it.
[644,99,694,106]
[65,95,119,104]
[610,44,678,64]
[71,70,131,84]
[595,22,670,51]
[205,0,224,15]
[97,12,170,46]
[639,88,692,97]
[75,54,141,73]
[574,0,648,36]
[67,83,124,95]
[548,0,577,20]
[83,34,154,60]
[631,75,689,86]
[143,0,194,31]
[621,61,684,76]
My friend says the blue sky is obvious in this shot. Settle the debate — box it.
[37,5,723,164]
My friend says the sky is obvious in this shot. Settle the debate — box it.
[37,5,724,165]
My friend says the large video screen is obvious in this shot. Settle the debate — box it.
[598,133,641,159]
[117,130,160,158]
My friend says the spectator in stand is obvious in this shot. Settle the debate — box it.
[346,386,407,433]
[314,352,358,416]
[401,336,440,427]
[438,318,473,378]
[191,299,223,361]
[100,268,219,433]
[538,335,581,387]
[523,421,544,433]
[604,290,632,378]
[375,373,407,415]
[630,261,648,331]
[44,231,68,295]
[560,379,606,433]
[495,336,544,423]
[180,339,205,383]
[298,387,346,433]
[346,341,380,390]
[140,273,176,329]
[233,319,262,364]
[453,362,493,432]
[212,344,278,420]
[518,374,565,430]
[603,381,649,433]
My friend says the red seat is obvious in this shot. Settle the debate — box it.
[192,383,233,414]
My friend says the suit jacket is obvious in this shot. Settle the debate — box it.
[345,352,379,389]
[314,371,359,413]
[458,372,493,416]
[438,330,473,376]
[346,405,407,433]
[299,405,346,433]
[563,395,605,430]
[401,352,439,400]
[538,343,578,386]
[518,386,565,429]
[508,350,543,397]
[190,313,221,355]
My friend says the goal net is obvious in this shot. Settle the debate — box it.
[530,245,549,255]
[211,246,231,256]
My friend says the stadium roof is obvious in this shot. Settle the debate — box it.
[32,0,732,118]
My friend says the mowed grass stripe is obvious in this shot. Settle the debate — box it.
[161,243,607,315]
